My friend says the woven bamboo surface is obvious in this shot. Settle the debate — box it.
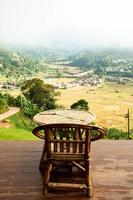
[33,109,96,125]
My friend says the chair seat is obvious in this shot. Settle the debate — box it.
[50,153,85,161]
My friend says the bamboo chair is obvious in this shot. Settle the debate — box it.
[32,123,106,197]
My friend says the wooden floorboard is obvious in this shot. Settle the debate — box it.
[0,140,133,200]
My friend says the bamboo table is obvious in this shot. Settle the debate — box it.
[33,109,96,125]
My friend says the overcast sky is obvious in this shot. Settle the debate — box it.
[0,0,133,48]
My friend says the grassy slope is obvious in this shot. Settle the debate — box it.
[0,112,38,140]
[0,127,37,140]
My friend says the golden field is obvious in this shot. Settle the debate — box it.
[56,82,133,131]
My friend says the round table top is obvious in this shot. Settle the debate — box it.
[33,109,96,125]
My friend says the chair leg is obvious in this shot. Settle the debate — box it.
[86,188,91,197]
[86,179,92,197]
[43,160,52,195]
[43,187,48,195]
[85,159,92,197]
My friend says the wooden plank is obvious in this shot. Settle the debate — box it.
[0,140,133,200]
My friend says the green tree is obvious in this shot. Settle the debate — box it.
[71,99,89,111]
[21,78,59,110]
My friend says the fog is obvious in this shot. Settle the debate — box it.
[0,0,133,49]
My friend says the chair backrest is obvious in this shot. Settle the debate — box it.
[32,124,106,159]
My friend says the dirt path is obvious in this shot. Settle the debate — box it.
[0,107,20,121]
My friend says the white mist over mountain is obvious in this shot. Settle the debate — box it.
[0,0,133,49]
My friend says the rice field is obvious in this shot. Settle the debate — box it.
[56,82,133,131]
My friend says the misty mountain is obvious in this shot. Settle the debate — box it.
[12,46,71,61]
[1,46,133,80]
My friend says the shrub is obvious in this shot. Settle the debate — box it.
[22,99,40,118]
[4,93,16,106]
[0,94,8,114]
[106,128,128,140]
[15,95,25,107]
[71,99,89,111]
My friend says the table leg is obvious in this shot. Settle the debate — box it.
[39,142,46,172]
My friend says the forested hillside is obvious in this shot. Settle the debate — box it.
[1,47,133,79]
[69,48,133,67]
[0,46,72,80]
[68,48,133,77]
[0,48,47,79]
[14,46,70,61]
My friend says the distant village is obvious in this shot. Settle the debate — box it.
[53,69,131,89]
[0,68,132,91]
[53,71,104,89]
[53,77,103,89]
[0,80,18,90]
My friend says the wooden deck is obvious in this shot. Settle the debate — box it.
[0,140,133,200]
